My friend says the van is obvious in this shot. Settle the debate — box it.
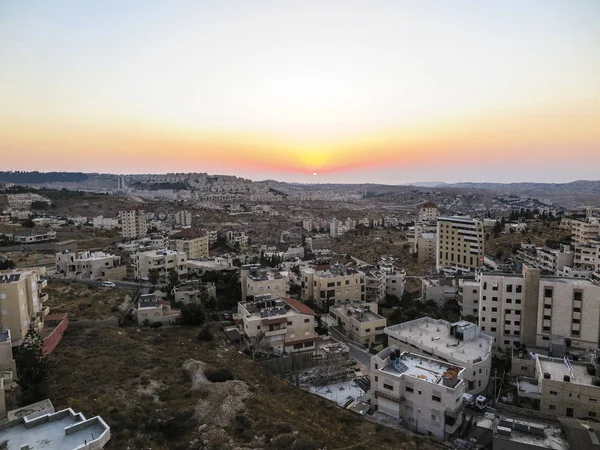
[101,281,116,288]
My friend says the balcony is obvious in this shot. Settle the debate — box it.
[374,390,404,403]
[264,328,287,337]
[39,293,49,304]
[37,279,48,289]
[37,306,50,317]
[445,402,465,418]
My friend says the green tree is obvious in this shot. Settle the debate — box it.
[179,303,206,326]
[148,268,160,290]
[0,259,16,270]
[167,268,180,291]
[15,328,50,405]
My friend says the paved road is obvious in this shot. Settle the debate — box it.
[329,327,373,368]
[42,276,140,290]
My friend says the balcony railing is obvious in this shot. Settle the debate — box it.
[445,402,465,418]
[264,328,287,337]
[374,390,405,403]
[39,293,49,304]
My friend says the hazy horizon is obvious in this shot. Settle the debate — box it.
[1,0,599,184]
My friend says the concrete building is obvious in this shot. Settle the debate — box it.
[92,215,119,230]
[137,294,181,326]
[0,403,110,449]
[436,216,485,273]
[206,230,218,246]
[419,202,440,223]
[55,251,123,280]
[370,347,465,439]
[458,279,480,318]
[174,210,192,226]
[300,264,365,307]
[474,416,567,450]
[329,302,386,346]
[0,269,49,346]
[0,330,16,418]
[170,228,209,259]
[236,296,319,355]
[119,208,147,239]
[570,218,600,245]
[422,278,456,307]
[517,244,574,275]
[364,269,387,303]
[573,238,600,273]
[386,318,493,395]
[226,230,249,249]
[417,232,437,264]
[240,265,289,301]
[172,282,217,305]
[133,249,187,280]
[479,266,600,352]
[13,230,56,244]
[6,193,51,207]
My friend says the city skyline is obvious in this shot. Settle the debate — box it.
[1,0,599,184]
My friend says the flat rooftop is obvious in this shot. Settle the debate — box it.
[330,304,385,323]
[497,421,567,450]
[380,350,463,387]
[386,318,492,364]
[0,410,108,450]
[538,357,594,386]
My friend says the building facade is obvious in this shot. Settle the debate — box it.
[170,228,209,259]
[240,265,289,301]
[55,251,122,280]
[120,208,147,239]
[436,216,485,273]
[174,210,192,226]
[329,302,386,346]
[133,249,187,280]
[300,265,365,307]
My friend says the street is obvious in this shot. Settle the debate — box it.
[42,276,140,290]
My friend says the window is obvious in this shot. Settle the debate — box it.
[506,285,513,293]
[492,307,498,312]
[544,288,553,298]
[375,376,378,382]
[515,299,522,304]
[432,394,441,402]
[515,321,520,326]
[345,280,350,285]
[256,326,261,330]
[506,309,512,314]
[550,390,558,396]
[483,282,487,290]
[505,320,511,325]
[573,319,580,324]
[492,284,498,291]
[549,405,556,411]
[542,336,549,341]
[506,298,512,303]
[481,317,486,322]
[590,397,597,402]
[491,327,496,332]
[574,291,582,301]
[590,412,597,418]
[574,307,581,313]
[492,297,498,302]
[491,318,497,323]
[287,321,292,325]
[304,318,310,323]
[481,326,485,331]
[504,340,510,345]
[431,414,438,421]
[482,307,487,311]
[337,281,341,287]
[473,289,478,294]
[483,296,487,301]
[405,386,414,393]
[383,383,393,391]
[516,285,522,293]
[543,326,550,332]
[572,330,580,336]
[504,330,510,335]
[327,282,335,288]
[365,328,371,332]
[515,310,521,316]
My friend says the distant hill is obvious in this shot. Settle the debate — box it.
[0,171,88,184]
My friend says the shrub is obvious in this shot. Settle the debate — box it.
[204,368,234,383]
[197,326,213,342]
[150,322,162,329]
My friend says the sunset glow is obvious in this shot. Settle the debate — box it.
[1,0,599,183]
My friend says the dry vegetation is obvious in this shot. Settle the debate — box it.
[44,282,132,320]
[48,325,443,450]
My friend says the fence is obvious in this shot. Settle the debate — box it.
[258,352,319,375]
[495,402,559,422]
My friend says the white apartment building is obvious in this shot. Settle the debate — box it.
[386,318,493,395]
[364,269,387,303]
[240,265,289,301]
[120,208,147,239]
[133,249,187,280]
[7,193,50,207]
[535,355,600,419]
[422,278,456,307]
[478,266,600,352]
[419,202,440,223]
[55,251,122,280]
[0,269,49,346]
[170,228,209,259]
[371,347,466,439]
[570,218,600,245]
[458,279,480,317]
[517,244,574,275]
[174,210,192,226]
[226,230,249,249]
[92,215,119,230]
[329,302,386,346]
[418,232,437,264]
[436,216,485,273]
[385,269,406,298]
[236,296,319,355]
[300,265,365,307]
[206,230,218,245]
[574,238,600,273]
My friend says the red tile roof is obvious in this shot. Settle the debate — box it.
[282,297,316,316]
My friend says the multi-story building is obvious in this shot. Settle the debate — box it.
[535,355,600,419]
[370,347,466,439]
[0,269,50,346]
[329,302,386,346]
[458,279,480,318]
[300,264,365,307]
[226,230,249,249]
[478,266,600,352]
[170,228,209,259]
[174,210,192,226]
[418,232,437,264]
[570,218,600,245]
[436,216,485,273]
[422,278,456,307]
[6,193,51,207]
[517,244,574,275]
[206,230,218,246]
[120,208,147,239]
[419,202,440,223]
[137,294,181,326]
[364,269,386,303]
[386,318,492,395]
[133,249,187,280]
[236,296,319,355]
[573,238,600,273]
[0,329,16,417]
[55,251,123,280]
[240,265,289,301]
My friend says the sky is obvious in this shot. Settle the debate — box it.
[1,0,599,184]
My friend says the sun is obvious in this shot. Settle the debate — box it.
[312,172,318,176]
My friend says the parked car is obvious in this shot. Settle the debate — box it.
[101,281,116,288]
